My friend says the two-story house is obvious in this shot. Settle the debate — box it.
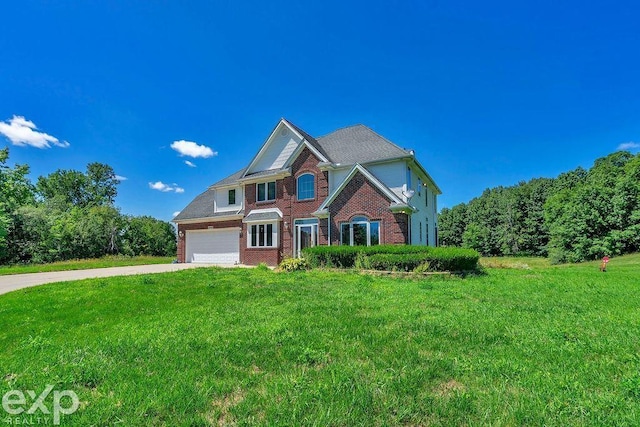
[173,118,441,265]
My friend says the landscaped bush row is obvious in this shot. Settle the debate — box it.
[302,245,479,272]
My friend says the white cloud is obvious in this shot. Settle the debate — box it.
[170,140,217,158]
[184,160,196,167]
[115,175,128,181]
[618,141,640,151]
[0,115,70,149]
[149,181,184,193]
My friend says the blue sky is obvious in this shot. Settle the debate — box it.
[1,0,639,221]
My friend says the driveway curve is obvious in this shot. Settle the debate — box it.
[0,263,235,296]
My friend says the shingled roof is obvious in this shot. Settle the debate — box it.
[316,124,411,165]
[172,187,242,221]
[207,121,413,190]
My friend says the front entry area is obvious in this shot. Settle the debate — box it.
[294,218,318,258]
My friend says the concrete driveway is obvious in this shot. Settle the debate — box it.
[0,263,232,296]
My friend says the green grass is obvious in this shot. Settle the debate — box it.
[1,254,639,425]
[0,255,174,276]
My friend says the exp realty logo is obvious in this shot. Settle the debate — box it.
[2,385,79,425]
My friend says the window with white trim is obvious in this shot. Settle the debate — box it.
[228,189,236,205]
[248,222,277,247]
[257,181,276,202]
[297,173,315,201]
[340,216,380,246]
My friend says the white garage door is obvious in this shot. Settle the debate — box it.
[185,228,240,264]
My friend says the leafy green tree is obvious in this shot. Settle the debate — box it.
[545,151,640,263]
[438,204,467,247]
[36,163,119,208]
[123,216,177,256]
[0,148,36,262]
[438,151,640,261]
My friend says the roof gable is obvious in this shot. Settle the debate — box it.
[243,119,323,177]
[315,164,411,216]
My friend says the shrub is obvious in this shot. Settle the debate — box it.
[302,246,362,268]
[302,245,480,272]
[279,257,309,272]
[368,253,431,272]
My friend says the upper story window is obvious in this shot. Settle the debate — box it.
[228,189,236,205]
[297,173,315,201]
[418,179,422,196]
[257,181,276,202]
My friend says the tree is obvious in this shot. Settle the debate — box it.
[36,163,119,208]
[122,216,177,256]
[438,151,640,261]
[0,148,36,262]
[438,204,467,247]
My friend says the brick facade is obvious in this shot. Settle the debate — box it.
[328,171,409,245]
[178,150,409,266]
[241,147,330,265]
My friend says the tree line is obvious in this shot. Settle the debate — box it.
[438,151,640,263]
[0,147,176,264]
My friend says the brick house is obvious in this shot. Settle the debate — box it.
[173,119,441,266]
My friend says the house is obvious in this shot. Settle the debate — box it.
[172,119,441,265]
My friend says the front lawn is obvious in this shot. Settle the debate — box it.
[1,255,639,425]
[0,255,174,276]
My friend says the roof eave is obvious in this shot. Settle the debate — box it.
[389,203,416,214]
[237,168,292,184]
[312,209,329,218]
[173,214,244,224]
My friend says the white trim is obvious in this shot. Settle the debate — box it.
[243,119,316,178]
[246,207,283,215]
[173,214,243,224]
[247,221,279,248]
[317,163,404,212]
[339,218,381,246]
[293,217,319,258]
[256,180,277,202]
[296,172,315,201]
[283,139,329,168]
[186,226,242,233]
[237,168,291,184]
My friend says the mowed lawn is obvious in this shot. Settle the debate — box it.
[0,256,175,276]
[1,256,639,425]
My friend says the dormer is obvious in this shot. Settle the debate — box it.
[212,184,243,213]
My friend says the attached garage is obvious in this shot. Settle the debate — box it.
[185,228,240,264]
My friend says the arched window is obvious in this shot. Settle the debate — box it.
[340,216,380,246]
[297,173,315,200]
